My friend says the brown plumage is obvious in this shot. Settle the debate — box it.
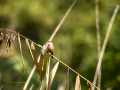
[47,41,54,58]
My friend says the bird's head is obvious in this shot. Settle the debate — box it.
[47,41,52,45]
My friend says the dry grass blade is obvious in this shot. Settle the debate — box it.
[97,71,101,89]
[31,42,39,71]
[29,84,34,90]
[93,5,119,90]
[48,61,59,90]
[18,34,25,73]
[87,82,92,90]
[31,42,44,83]
[48,0,77,41]
[96,0,100,57]
[25,39,44,87]
[23,55,41,90]
[46,56,51,90]
[95,0,101,89]
[25,39,34,62]
[75,75,80,90]
[26,39,44,83]
[95,0,101,58]
[39,52,44,83]
[66,68,69,90]
[23,45,45,90]
[40,84,42,90]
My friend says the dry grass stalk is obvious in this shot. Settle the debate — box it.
[39,52,44,83]
[87,82,92,90]
[25,39,34,62]
[66,68,69,90]
[26,39,44,83]
[23,55,41,90]
[48,61,59,90]
[75,75,81,90]
[94,0,101,89]
[46,56,51,90]
[23,45,44,90]
[31,42,39,72]
[18,34,25,73]
[31,42,44,84]
[40,84,42,90]
[25,39,44,86]
[96,0,100,56]
[48,0,77,41]
[29,84,34,90]
[38,45,46,84]
[93,5,119,90]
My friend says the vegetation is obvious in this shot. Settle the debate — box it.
[0,0,120,90]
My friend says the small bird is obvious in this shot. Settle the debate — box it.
[47,41,54,58]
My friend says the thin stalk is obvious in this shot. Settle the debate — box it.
[48,0,77,41]
[93,5,119,90]
[93,0,101,89]
[23,55,41,90]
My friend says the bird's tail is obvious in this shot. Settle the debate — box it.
[51,52,53,58]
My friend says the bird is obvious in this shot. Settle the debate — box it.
[47,41,54,58]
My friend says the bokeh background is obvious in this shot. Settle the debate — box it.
[0,0,120,90]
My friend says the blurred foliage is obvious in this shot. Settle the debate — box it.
[0,0,120,90]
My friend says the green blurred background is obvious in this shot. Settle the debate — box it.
[0,0,120,90]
